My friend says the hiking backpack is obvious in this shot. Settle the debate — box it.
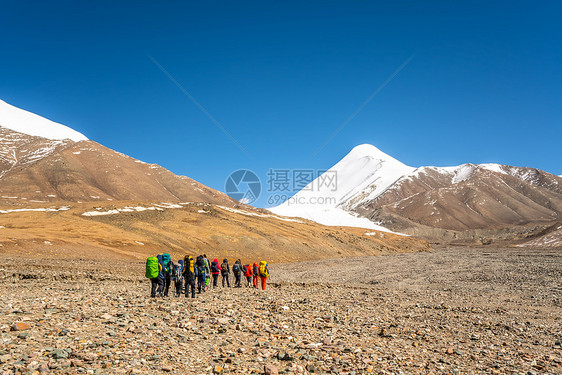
[184,256,195,275]
[196,255,206,274]
[232,263,240,274]
[145,256,159,279]
[211,261,219,273]
[172,263,183,281]
[162,253,172,273]
[259,261,269,277]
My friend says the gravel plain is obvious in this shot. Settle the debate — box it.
[0,246,560,374]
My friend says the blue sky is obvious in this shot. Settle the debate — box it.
[1,1,561,207]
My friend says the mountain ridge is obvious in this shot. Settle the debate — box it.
[0,100,431,259]
[271,144,562,245]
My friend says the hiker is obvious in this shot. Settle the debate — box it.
[196,255,207,293]
[146,256,162,298]
[171,260,184,297]
[252,262,259,288]
[203,254,211,291]
[160,253,172,297]
[210,258,222,288]
[221,258,230,287]
[244,263,253,287]
[156,254,166,296]
[259,261,269,290]
[183,255,197,298]
[232,259,242,288]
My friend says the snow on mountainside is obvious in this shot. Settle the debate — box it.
[0,99,87,142]
[269,144,415,232]
[0,127,75,179]
[270,144,562,239]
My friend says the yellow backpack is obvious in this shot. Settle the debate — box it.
[259,261,269,277]
[184,256,195,274]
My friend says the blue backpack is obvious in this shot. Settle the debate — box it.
[172,261,183,281]
[162,253,172,273]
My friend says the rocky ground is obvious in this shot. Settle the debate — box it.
[0,246,560,374]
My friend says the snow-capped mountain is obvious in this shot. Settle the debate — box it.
[0,99,235,205]
[270,144,562,243]
[0,99,87,141]
[270,144,414,232]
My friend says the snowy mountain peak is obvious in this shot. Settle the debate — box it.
[0,99,88,142]
[345,144,405,165]
[269,144,415,232]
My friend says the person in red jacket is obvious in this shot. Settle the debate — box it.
[210,258,222,289]
[244,263,253,287]
[252,262,259,288]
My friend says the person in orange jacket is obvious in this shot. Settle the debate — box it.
[252,262,259,288]
[244,263,253,287]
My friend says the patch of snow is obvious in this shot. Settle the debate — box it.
[480,163,505,174]
[198,210,208,213]
[155,203,183,209]
[82,209,121,216]
[81,203,187,217]
[218,205,305,223]
[72,151,81,154]
[135,241,145,246]
[451,164,475,184]
[0,206,69,214]
[0,99,88,141]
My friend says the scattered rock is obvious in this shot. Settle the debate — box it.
[264,364,279,375]
[11,322,31,331]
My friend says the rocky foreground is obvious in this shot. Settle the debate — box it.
[0,247,560,374]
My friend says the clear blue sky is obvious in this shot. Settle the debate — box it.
[1,1,561,207]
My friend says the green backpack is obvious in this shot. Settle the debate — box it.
[145,256,159,279]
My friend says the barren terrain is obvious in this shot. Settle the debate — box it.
[1,246,560,374]
[0,201,429,264]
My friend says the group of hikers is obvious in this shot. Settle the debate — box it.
[145,253,270,298]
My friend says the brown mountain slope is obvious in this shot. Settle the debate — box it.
[0,126,430,261]
[0,201,431,262]
[0,139,236,206]
[0,127,74,179]
[356,165,562,242]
